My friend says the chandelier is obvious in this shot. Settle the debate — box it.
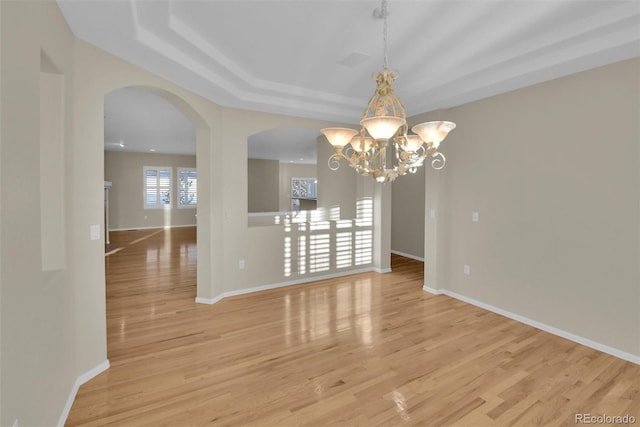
[321,0,456,183]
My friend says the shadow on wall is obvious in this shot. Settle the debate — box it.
[282,197,373,278]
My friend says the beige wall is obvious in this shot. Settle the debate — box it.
[248,158,280,213]
[40,71,67,270]
[0,2,2,421]
[416,57,640,357]
[1,1,77,425]
[105,151,197,230]
[316,138,358,220]
[391,166,425,259]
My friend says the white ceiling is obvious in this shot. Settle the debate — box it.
[104,88,196,155]
[104,87,320,159]
[62,0,640,156]
[248,128,318,164]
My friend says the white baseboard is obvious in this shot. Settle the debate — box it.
[195,267,375,305]
[422,287,640,366]
[58,360,110,427]
[195,295,224,305]
[391,250,425,262]
[374,267,392,274]
[422,284,444,295]
[109,224,196,232]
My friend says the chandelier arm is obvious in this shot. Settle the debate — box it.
[332,147,373,173]
[345,149,360,169]
[431,152,446,170]
[341,151,367,170]
[344,145,355,158]
[328,153,343,171]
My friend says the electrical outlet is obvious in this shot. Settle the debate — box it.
[239,260,245,270]
[430,209,436,219]
[463,264,471,275]
[472,212,479,222]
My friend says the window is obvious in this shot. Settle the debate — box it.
[291,177,317,199]
[291,177,317,212]
[144,166,172,208]
[177,168,197,208]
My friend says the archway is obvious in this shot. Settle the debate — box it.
[102,85,212,355]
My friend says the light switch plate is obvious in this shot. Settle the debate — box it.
[90,224,100,241]
[430,209,436,219]
[463,264,471,275]
[472,212,479,222]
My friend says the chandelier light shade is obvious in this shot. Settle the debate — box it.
[320,0,456,183]
[361,116,406,140]
[350,135,373,153]
[412,121,457,147]
[403,134,424,152]
[321,127,359,150]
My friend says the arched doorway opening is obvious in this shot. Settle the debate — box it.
[102,86,211,358]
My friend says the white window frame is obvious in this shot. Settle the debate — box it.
[177,167,197,209]
[143,166,172,209]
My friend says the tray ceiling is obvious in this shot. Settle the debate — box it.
[58,0,640,123]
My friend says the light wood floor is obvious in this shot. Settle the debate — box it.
[67,227,640,426]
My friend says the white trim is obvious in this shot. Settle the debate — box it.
[374,267,392,274]
[423,287,640,366]
[58,360,110,427]
[195,295,224,305]
[391,250,425,262]
[195,268,374,305]
[109,224,196,232]
[422,284,444,295]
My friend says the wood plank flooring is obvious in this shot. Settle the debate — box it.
[66,227,640,426]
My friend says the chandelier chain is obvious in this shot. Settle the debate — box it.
[382,0,389,69]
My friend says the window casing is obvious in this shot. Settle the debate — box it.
[177,168,197,208]
[144,166,172,209]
